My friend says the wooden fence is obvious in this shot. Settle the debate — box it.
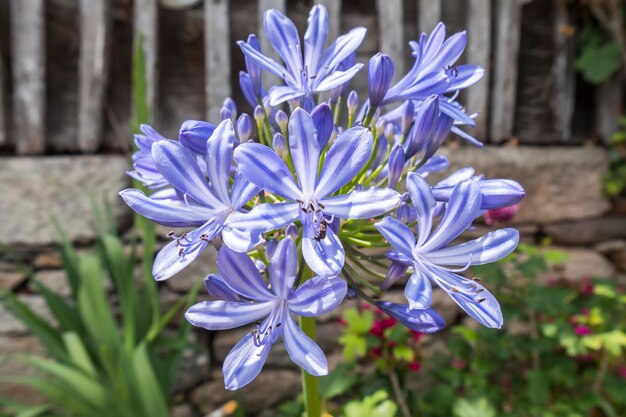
[0,0,623,155]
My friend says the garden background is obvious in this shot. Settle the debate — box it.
[0,0,625,416]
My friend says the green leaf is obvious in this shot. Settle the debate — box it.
[129,343,170,417]
[575,42,622,85]
[62,332,97,377]
[342,307,374,334]
[339,333,368,361]
[319,363,358,399]
[343,390,398,417]
[392,345,414,362]
[452,397,496,417]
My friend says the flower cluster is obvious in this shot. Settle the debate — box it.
[121,5,524,389]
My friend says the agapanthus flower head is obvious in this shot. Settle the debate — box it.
[186,238,347,389]
[238,5,366,106]
[120,3,525,391]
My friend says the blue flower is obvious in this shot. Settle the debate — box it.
[233,108,401,277]
[126,124,170,189]
[238,5,366,106]
[185,238,347,389]
[375,173,519,328]
[381,23,483,106]
[120,120,262,281]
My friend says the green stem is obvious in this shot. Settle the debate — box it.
[299,315,321,417]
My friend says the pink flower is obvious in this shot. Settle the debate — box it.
[484,205,518,225]
[618,366,626,379]
[408,361,421,372]
[574,325,592,336]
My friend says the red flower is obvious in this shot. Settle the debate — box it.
[408,361,421,372]
[484,205,518,225]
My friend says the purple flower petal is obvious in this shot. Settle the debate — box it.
[381,261,408,290]
[217,246,274,301]
[405,268,433,310]
[316,127,373,198]
[447,64,484,91]
[419,180,482,253]
[317,27,367,80]
[234,143,302,200]
[229,172,261,209]
[425,264,503,329]
[152,140,225,209]
[377,301,446,333]
[237,40,294,85]
[374,217,415,258]
[302,229,345,277]
[221,225,264,253]
[152,217,225,281]
[179,120,215,155]
[321,187,401,219]
[206,120,236,203]
[263,9,303,85]
[204,274,241,301]
[289,276,347,316]
[269,238,298,298]
[119,189,214,227]
[304,4,329,77]
[426,228,519,266]
[227,202,299,233]
[406,173,435,246]
[289,109,320,196]
[282,314,328,376]
[185,300,273,330]
[223,333,272,390]
[268,85,305,107]
[314,64,364,92]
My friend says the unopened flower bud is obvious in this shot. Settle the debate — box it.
[272,133,286,157]
[346,287,358,300]
[265,238,278,259]
[253,105,265,123]
[262,96,272,115]
[275,110,288,135]
[179,120,216,155]
[220,107,232,121]
[347,90,358,115]
[375,117,387,137]
[236,114,252,142]
[223,97,237,119]
[388,145,405,189]
[484,205,518,225]
[368,53,394,107]
[401,101,415,137]
[384,123,396,143]
[255,259,266,274]
[286,223,298,239]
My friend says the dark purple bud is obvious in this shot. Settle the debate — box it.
[311,103,334,149]
[237,114,252,142]
[388,145,405,189]
[275,110,288,134]
[265,238,278,259]
[346,287,358,299]
[396,202,416,224]
[377,301,446,333]
[220,107,232,121]
[272,133,286,157]
[404,95,439,159]
[368,53,395,107]
[253,105,265,123]
[401,101,415,137]
[239,71,257,108]
[424,114,454,160]
[347,90,359,115]
[179,120,216,155]
[286,223,298,239]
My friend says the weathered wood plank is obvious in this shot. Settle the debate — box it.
[490,0,524,143]
[417,0,441,34]
[595,74,624,144]
[316,0,341,41]
[376,0,404,79]
[10,0,45,154]
[465,0,491,141]
[205,0,231,121]
[133,0,159,124]
[552,0,575,141]
[78,0,109,152]
[0,37,6,147]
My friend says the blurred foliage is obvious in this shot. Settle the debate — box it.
[0,200,200,417]
[603,116,626,198]
[280,244,626,417]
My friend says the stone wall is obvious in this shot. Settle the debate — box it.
[1,141,624,415]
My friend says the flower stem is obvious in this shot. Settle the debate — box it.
[299,316,322,417]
